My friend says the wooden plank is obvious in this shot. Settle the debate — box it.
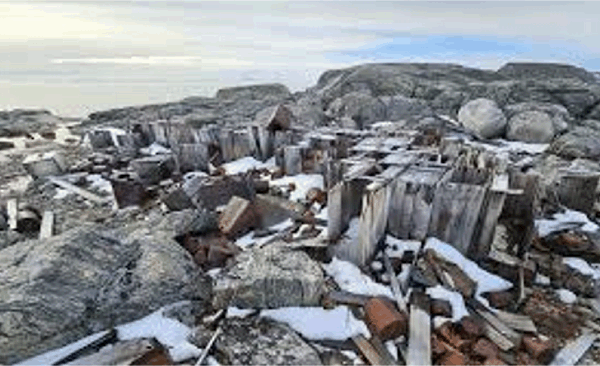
[387,179,407,238]
[550,331,597,366]
[352,334,389,366]
[470,310,515,351]
[39,210,54,239]
[356,180,390,266]
[407,291,431,366]
[383,251,408,313]
[47,176,109,204]
[369,335,399,365]
[411,184,435,240]
[321,290,370,307]
[469,302,522,345]
[327,181,344,241]
[494,310,537,333]
[7,198,17,230]
[471,174,508,260]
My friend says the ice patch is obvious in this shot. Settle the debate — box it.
[270,174,324,202]
[323,257,393,299]
[235,231,256,248]
[426,285,469,322]
[536,209,599,237]
[221,156,275,175]
[425,237,512,296]
[556,289,577,304]
[261,306,370,341]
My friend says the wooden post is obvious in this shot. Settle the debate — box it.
[7,198,17,230]
[556,172,600,216]
[284,146,303,176]
[407,290,431,366]
[39,210,54,239]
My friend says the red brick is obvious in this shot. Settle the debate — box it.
[483,357,507,366]
[431,298,453,318]
[522,335,554,363]
[485,291,514,309]
[516,351,536,365]
[438,349,467,366]
[432,335,451,357]
[471,338,499,359]
[459,316,484,339]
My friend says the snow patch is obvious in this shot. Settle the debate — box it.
[221,156,275,175]
[140,142,171,156]
[425,237,512,296]
[426,285,469,322]
[536,209,599,237]
[535,273,551,285]
[86,174,113,194]
[54,188,71,200]
[261,306,370,341]
[563,257,600,280]
[270,174,324,202]
[385,236,421,259]
[556,289,577,304]
[227,307,255,318]
[323,257,393,299]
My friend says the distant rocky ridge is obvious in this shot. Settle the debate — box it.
[5,62,600,143]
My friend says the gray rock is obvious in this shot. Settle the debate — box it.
[325,92,387,129]
[212,243,326,309]
[0,223,210,364]
[213,317,322,365]
[216,83,292,101]
[506,110,555,143]
[380,95,433,121]
[288,92,325,127]
[504,102,571,133]
[0,229,24,251]
[0,109,61,137]
[549,126,600,160]
[458,98,507,138]
[153,208,219,238]
[497,62,599,84]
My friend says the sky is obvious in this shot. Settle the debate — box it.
[1,1,599,117]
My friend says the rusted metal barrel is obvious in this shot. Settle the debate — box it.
[364,297,408,340]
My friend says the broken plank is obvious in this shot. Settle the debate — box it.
[352,334,389,366]
[407,291,431,366]
[369,335,399,365]
[468,301,522,345]
[39,210,54,239]
[550,331,597,366]
[321,290,371,307]
[470,310,515,351]
[47,176,109,204]
[494,310,537,333]
[7,198,17,230]
[383,251,408,313]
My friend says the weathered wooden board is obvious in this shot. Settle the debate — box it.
[357,179,391,266]
[39,210,54,239]
[407,291,431,366]
[550,331,597,366]
[428,180,487,255]
[47,177,109,204]
[7,198,17,230]
[352,335,389,366]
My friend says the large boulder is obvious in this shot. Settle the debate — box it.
[549,126,600,160]
[506,110,555,143]
[458,98,507,138]
[212,317,323,365]
[0,223,210,364]
[504,102,571,133]
[212,243,326,309]
[0,109,61,137]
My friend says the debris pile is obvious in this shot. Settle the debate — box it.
[3,67,600,365]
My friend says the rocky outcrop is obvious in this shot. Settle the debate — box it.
[458,98,507,138]
[0,223,211,364]
[496,62,599,84]
[325,92,386,129]
[212,243,326,309]
[506,110,555,143]
[216,83,292,101]
[0,109,62,137]
[212,317,322,365]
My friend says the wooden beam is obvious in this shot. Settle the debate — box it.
[407,291,431,366]
[550,331,597,366]
[39,210,54,239]
[494,310,537,333]
[47,176,109,204]
[383,251,408,313]
[352,335,389,366]
[468,300,522,345]
[7,198,17,230]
